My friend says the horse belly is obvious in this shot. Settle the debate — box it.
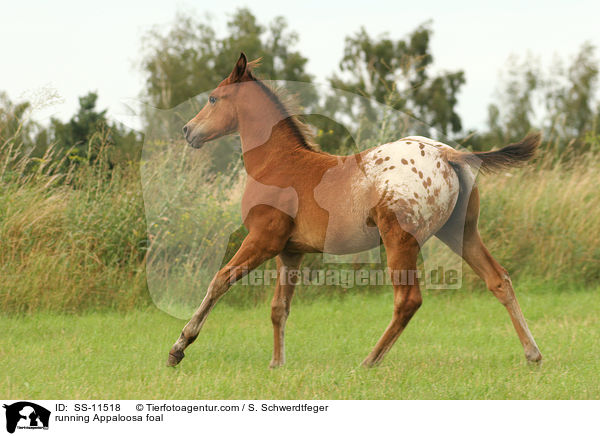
[363,137,460,241]
[288,159,382,255]
[318,209,382,254]
[289,181,381,254]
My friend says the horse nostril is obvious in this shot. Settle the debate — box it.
[182,125,188,136]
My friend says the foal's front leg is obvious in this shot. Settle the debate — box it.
[270,252,303,368]
[167,234,281,367]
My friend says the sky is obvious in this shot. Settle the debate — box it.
[2,0,599,132]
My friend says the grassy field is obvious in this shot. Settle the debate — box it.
[1,284,598,399]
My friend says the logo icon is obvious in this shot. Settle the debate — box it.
[2,402,50,434]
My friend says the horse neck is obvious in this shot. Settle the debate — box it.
[236,85,308,176]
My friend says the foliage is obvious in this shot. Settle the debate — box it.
[0,92,33,146]
[0,92,49,162]
[50,92,142,166]
[466,42,600,154]
[314,23,465,153]
[140,8,313,112]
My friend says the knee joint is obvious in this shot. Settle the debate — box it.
[271,303,289,324]
[394,291,422,315]
[408,293,423,310]
[487,273,515,305]
[209,275,230,296]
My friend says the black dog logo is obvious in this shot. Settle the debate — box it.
[2,402,50,433]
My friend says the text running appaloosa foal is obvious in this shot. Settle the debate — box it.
[167,53,542,368]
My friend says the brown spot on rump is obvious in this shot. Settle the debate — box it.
[408,198,418,205]
[421,150,425,157]
[411,167,418,173]
[382,168,388,172]
[390,198,415,218]
[410,159,415,164]
[414,192,419,198]
[433,187,441,196]
[442,167,451,180]
[427,196,435,205]
[418,171,423,179]
[389,165,396,170]
[401,158,408,165]
[375,158,383,165]
[419,143,425,149]
[422,181,428,189]
[384,156,390,161]
[405,141,412,144]
[426,177,432,187]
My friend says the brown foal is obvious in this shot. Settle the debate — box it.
[167,53,542,368]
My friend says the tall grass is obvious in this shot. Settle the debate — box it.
[0,136,148,313]
[0,130,598,314]
[475,149,600,287]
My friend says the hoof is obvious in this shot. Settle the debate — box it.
[167,349,185,367]
[525,349,542,364]
[269,360,284,369]
[360,358,378,368]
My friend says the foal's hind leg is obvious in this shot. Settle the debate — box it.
[269,252,303,368]
[362,212,422,367]
[461,231,542,362]
[437,187,542,363]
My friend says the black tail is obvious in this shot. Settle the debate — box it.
[446,133,541,174]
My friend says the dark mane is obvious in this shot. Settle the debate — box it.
[247,72,320,152]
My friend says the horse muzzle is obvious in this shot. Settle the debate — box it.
[182,123,207,149]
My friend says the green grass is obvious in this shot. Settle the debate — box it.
[1,286,599,399]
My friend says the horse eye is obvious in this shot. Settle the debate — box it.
[209,96,217,104]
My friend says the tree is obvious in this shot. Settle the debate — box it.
[52,92,107,155]
[470,43,600,155]
[329,23,465,135]
[0,92,32,146]
[140,8,313,112]
[545,42,599,154]
[311,23,465,153]
[486,55,540,147]
[51,92,141,166]
[0,92,50,165]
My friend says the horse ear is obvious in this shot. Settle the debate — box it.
[229,52,248,83]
